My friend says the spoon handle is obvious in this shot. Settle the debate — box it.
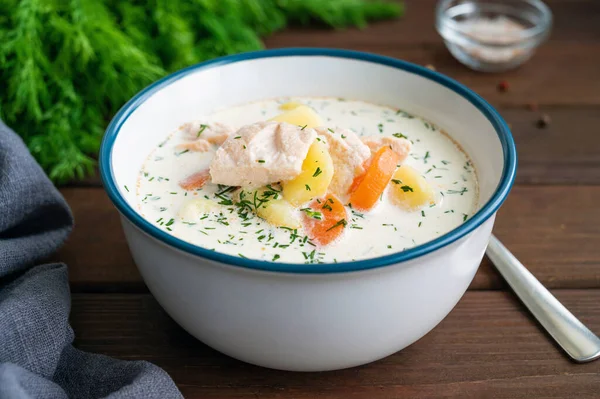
[486,235,600,363]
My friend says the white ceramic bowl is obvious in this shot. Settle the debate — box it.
[100,48,516,371]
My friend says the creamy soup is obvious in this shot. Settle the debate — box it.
[136,97,478,264]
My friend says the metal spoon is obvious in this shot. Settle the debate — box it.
[486,235,600,363]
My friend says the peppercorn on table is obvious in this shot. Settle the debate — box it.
[55,1,600,397]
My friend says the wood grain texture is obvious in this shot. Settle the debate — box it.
[71,291,600,398]
[505,106,600,185]
[56,186,600,292]
[264,0,600,106]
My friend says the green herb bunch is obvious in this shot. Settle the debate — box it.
[0,0,402,183]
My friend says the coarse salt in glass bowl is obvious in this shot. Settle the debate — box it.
[436,0,553,72]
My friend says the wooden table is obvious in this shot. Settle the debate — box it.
[56,1,600,397]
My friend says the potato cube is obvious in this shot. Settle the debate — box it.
[258,198,301,229]
[279,101,304,110]
[283,140,334,206]
[389,165,436,211]
[269,105,323,128]
[237,188,301,229]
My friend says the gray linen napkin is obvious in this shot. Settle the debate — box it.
[0,121,183,399]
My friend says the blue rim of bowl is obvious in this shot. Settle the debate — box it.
[100,48,517,274]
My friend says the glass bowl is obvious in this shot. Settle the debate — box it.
[436,0,553,72]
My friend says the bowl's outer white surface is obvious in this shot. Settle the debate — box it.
[108,54,507,371]
[123,214,494,371]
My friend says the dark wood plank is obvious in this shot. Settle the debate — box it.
[265,0,600,47]
[477,185,600,290]
[503,106,600,185]
[71,290,600,398]
[56,185,600,292]
[509,106,600,184]
[264,0,600,107]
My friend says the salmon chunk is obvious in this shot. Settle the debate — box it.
[314,126,371,198]
[361,136,412,163]
[210,121,317,188]
[177,121,235,152]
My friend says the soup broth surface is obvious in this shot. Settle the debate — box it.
[137,97,478,264]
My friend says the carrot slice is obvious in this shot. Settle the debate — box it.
[348,173,365,194]
[347,158,372,194]
[301,194,348,247]
[348,146,400,211]
[179,170,210,190]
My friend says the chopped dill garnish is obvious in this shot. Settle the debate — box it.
[216,186,236,197]
[301,208,323,220]
[197,124,208,138]
[447,187,468,195]
[313,167,322,177]
[400,185,414,192]
[305,184,311,191]
[215,191,233,206]
[351,210,364,218]
[326,218,347,232]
